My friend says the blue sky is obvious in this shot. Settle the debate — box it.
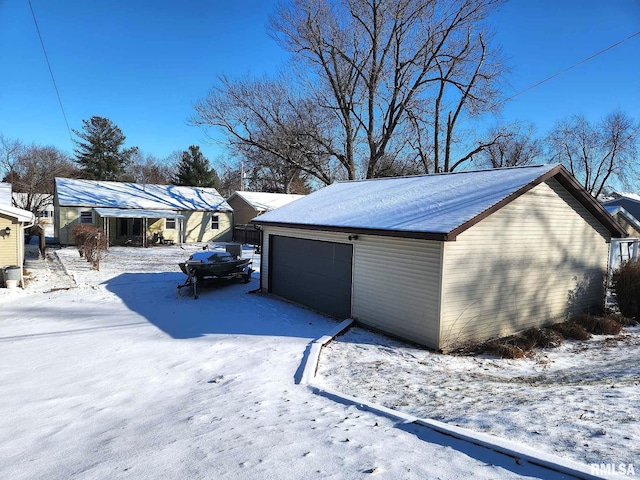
[1,0,638,167]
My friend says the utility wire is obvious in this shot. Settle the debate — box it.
[503,30,640,104]
[28,0,74,144]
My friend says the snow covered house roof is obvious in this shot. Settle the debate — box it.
[227,191,305,212]
[603,192,640,204]
[253,164,626,241]
[55,178,232,212]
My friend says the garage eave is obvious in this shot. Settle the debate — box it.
[251,220,450,241]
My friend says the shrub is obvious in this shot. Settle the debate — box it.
[611,261,640,319]
[572,313,622,335]
[550,321,592,340]
[71,224,107,270]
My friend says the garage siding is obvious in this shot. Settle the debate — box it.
[439,178,611,350]
[351,235,443,350]
[260,226,444,349]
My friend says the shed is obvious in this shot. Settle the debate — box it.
[252,164,626,351]
[54,178,233,246]
[226,191,305,225]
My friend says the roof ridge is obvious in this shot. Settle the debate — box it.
[335,164,557,184]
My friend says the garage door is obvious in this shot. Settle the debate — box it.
[270,235,353,318]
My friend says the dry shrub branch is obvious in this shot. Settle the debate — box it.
[71,224,107,270]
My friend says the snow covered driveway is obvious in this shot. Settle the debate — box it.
[0,245,599,479]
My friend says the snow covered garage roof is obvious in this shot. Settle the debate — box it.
[253,164,627,241]
[55,178,232,212]
[227,191,305,212]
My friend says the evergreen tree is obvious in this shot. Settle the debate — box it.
[73,116,136,181]
[172,145,219,187]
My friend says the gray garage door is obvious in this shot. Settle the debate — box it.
[270,235,353,318]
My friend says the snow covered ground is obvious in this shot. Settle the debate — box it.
[0,243,634,479]
[318,326,640,468]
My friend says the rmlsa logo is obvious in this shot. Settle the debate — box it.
[590,463,636,476]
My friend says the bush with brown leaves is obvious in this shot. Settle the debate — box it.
[612,261,640,319]
[71,224,107,270]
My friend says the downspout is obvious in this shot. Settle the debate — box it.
[248,224,263,294]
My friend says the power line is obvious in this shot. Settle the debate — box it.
[503,30,640,104]
[28,0,74,144]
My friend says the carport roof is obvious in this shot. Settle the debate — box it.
[253,164,627,241]
[93,208,185,219]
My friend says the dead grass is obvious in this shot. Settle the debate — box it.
[452,314,628,359]
[549,321,592,341]
[482,341,526,359]
[572,314,623,335]
[604,313,638,327]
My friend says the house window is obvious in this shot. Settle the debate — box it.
[166,218,176,229]
[211,214,219,230]
[79,210,93,224]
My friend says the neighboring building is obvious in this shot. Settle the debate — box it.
[12,192,55,224]
[603,205,640,274]
[0,183,11,205]
[1,184,36,287]
[226,191,305,225]
[54,178,233,246]
[603,204,640,239]
[602,192,640,226]
[253,164,626,351]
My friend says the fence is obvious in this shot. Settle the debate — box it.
[233,224,261,246]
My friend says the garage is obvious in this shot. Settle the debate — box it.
[269,235,353,318]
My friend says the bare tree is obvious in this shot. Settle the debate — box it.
[3,145,79,216]
[193,74,339,186]
[547,112,639,197]
[0,134,25,180]
[480,123,542,168]
[193,0,505,181]
[124,152,175,185]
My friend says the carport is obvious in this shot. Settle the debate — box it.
[94,208,185,247]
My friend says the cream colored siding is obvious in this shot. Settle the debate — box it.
[227,197,260,225]
[613,213,640,239]
[182,211,232,243]
[351,235,443,350]
[261,226,443,349]
[439,178,610,350]
[0,214,19,267]
[57,206,81,245]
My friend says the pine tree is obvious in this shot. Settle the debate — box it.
[172,145,219,187]
[73,116,136,181]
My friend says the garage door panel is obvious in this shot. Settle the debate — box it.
[270,235,352,318]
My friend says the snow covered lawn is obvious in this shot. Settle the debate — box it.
[0,243,627,479]
[318,325,640,468]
